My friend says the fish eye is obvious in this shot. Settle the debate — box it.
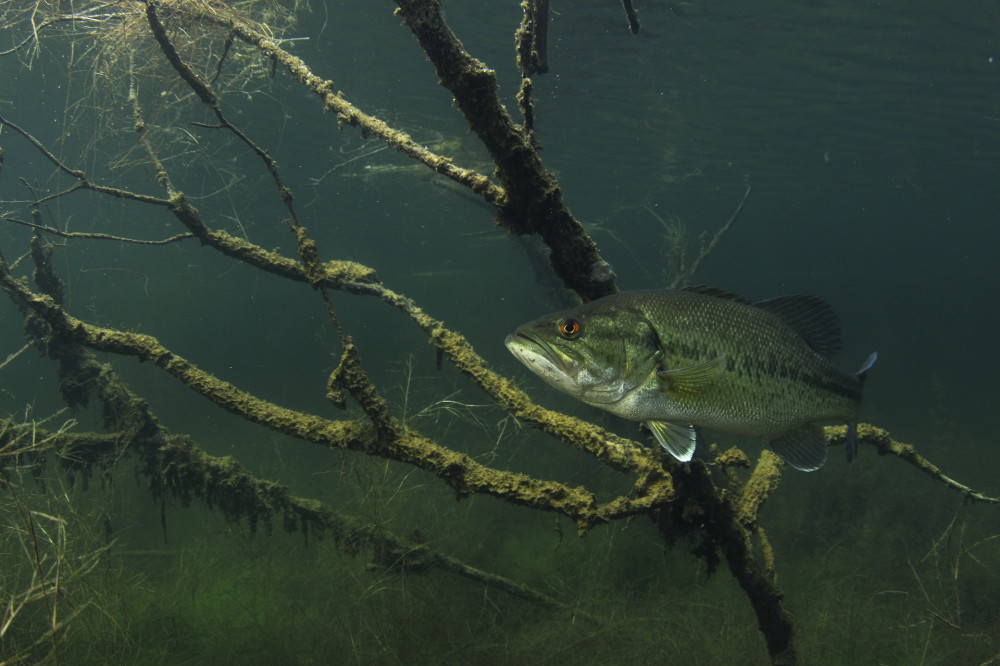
[559,319,581,338]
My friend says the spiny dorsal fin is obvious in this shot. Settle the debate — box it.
[685,286,843,357]
[754,295,843,357]
[682,285,750,304]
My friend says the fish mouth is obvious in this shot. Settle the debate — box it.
[505,330,624,405]
[505,331,572,376]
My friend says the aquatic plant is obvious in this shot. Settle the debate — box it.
[0,410,109,663]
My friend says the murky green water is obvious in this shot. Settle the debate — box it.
[1,1,998,663]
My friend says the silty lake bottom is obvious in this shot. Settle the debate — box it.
[0,0,998,663]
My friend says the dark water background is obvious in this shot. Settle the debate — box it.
[1,0,999,663]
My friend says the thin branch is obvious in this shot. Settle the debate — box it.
[0,343,32,373]
[0,114,171,206]
[826,424,1000,504]
[2,215,193,245]
[667,184,751,288]
[203,11,504,207]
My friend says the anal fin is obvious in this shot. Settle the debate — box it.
[770,423,828,472]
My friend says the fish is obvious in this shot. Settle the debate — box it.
[504,287,877,471]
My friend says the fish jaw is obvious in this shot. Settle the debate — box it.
[504,331,628,405]
[504,332,574,392]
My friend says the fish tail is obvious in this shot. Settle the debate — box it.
[846,351,878,462]
[855,351,878,386]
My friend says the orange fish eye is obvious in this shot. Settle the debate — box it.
[559,319,581,338]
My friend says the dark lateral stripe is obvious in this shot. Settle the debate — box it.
[666,341,861,402]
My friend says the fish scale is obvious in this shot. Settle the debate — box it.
[505,287,876,471]
[643,292,858,422]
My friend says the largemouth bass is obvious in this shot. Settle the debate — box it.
[505,287,876,471]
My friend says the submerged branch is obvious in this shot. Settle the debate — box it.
[621,0,640,35]
[516,0,549,77]
[213,13,504,207]
[393,0,617,302]
[0,262,667,533]
[827,424,1000,504]
[3,215,193,245]
[142,429,587,614]
[0,421,580,615]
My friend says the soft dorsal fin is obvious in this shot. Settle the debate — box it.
[754,295,843,357]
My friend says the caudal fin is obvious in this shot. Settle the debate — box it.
[855,351,878,386]
[846,351,878,462]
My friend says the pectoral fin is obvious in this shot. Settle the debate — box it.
[656,355,727,397]
[770,423,828,472]
[646,420,697,462]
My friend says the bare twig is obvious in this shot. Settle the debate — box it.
[666,185,752,288]
[0,343,31,373]
[2,215,192,245]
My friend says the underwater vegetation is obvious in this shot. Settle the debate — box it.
[1,1,999,664]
